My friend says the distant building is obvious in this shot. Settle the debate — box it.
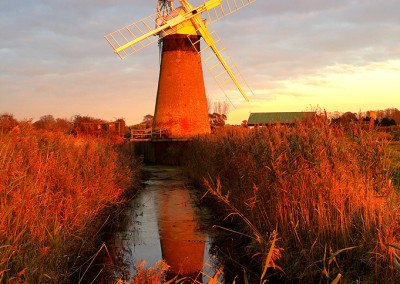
[247,112,316,126]
[74,120,125,137]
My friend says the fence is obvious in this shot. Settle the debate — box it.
[130,128,167,140]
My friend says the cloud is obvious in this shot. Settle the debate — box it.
[1,0,399,125]
[216,0,400,80]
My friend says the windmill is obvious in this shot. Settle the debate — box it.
[104,0,255,138]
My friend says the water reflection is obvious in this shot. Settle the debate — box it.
[112,165,222,283]
[158,184,205,277]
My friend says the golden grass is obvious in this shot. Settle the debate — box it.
[184,116,400,282]
[0,122,138,282]
[389,141,400,190]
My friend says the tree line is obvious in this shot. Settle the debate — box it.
[330,108,400,126]
[0,113,126,137]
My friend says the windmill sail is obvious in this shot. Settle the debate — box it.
[188,30,254,106]
[104,0,255,60]
[203,0,257,25]
[104,0,222,59]
[104,12,177,59]
[104,0,255,102]
[178,0,253,102]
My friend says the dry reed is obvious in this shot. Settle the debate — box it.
[184,115,399,282]
[0,122,138,283]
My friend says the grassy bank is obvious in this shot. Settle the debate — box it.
[0,122,140,283]
[184,116,400,282]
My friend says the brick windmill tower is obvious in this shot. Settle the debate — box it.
[104,0,255,139]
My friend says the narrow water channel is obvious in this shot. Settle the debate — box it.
[110,165,223,283]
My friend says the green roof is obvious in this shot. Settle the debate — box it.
[247,112,315,125]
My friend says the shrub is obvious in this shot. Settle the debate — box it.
[0,113,19,134]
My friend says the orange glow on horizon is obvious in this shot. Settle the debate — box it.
[227,60,400,124]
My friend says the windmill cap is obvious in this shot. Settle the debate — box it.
[159,6,200,37]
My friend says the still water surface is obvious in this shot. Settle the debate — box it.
[111,165,222,282]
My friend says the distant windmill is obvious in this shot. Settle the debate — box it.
[104,0,255,138]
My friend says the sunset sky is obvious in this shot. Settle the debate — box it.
[1,0,399,125]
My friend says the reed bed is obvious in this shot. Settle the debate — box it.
[0,122,138,283]
[184,116,399,282]
[389,141,400,190]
